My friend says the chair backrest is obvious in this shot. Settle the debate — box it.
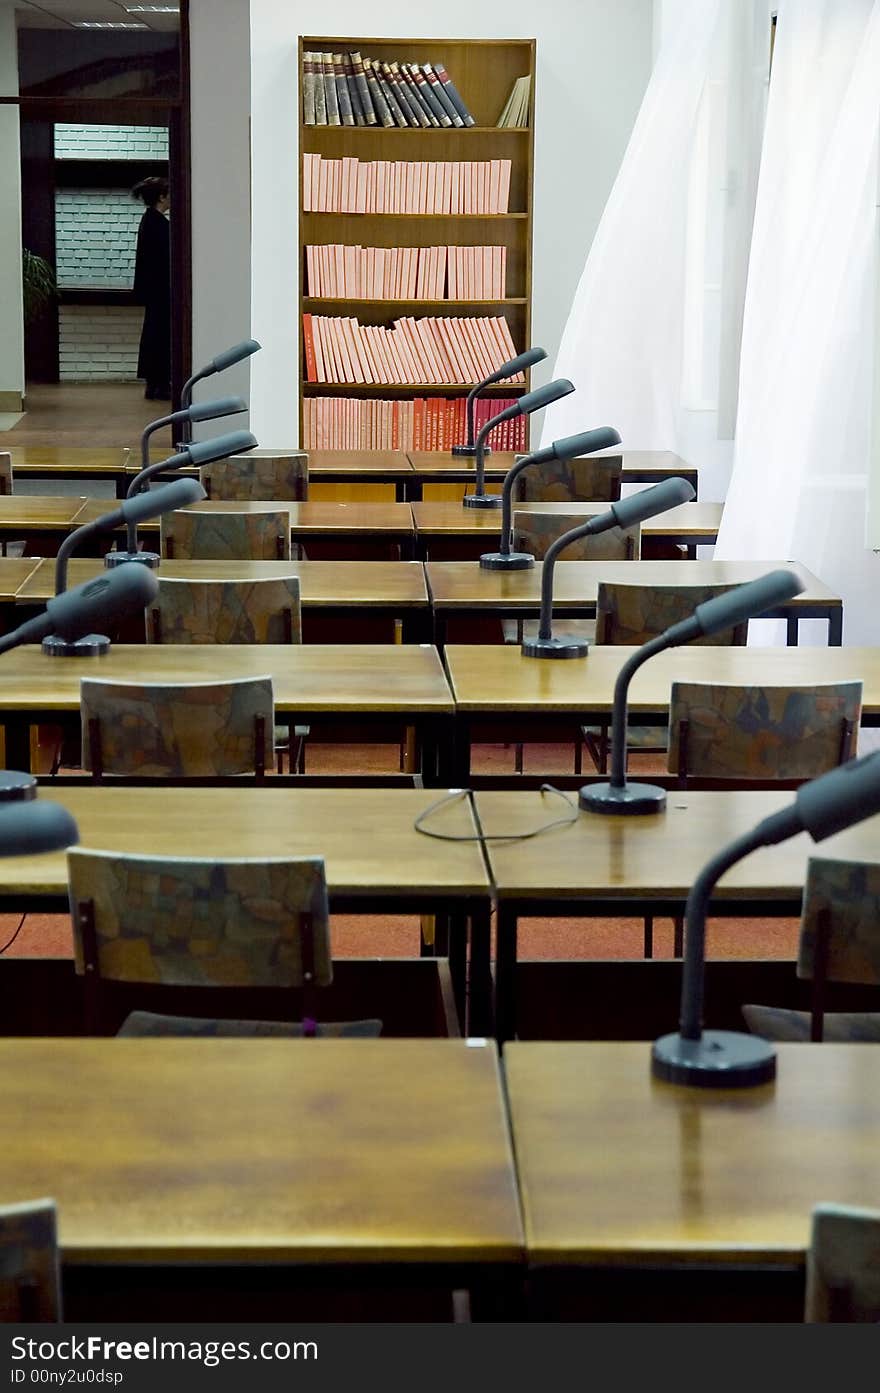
[69,850,332,1031]
[596,581,750,646]
[0,1198,62,1321]
[200,451,309,501]
[513,509,639,562]
[81,676,275,778]
[0,451,12,496]
[793,855,880,1040]
[806,1204,880,1321]
[160,508,292,560]
[147,576,302,645]
[667,681,862,784]
[512,454,622,503]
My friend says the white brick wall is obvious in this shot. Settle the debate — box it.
[59,305,142,382]
[54,124,169,160]
[55,189,142,288]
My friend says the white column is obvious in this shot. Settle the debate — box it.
[0,3,24,411]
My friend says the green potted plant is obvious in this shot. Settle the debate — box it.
[22,248,57,323]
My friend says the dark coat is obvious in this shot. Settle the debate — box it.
[133,205,171,387]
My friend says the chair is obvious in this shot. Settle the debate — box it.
[806,1204,880,1321]
[68,848,382,1038]
[145,578,305,771]
[742,855,880,1043]
[160,508,292,560]
[0,1198,62,1322]
[81,676,274,779]
[668,681,861,786]
[512,453,622,502]
[0,451,12,495]
[200,450,308,501]
[512,509,640,561]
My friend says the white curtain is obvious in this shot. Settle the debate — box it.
[715,0,880,645]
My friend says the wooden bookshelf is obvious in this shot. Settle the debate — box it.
[298,36,536,453]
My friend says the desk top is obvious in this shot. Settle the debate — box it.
[0,558,43,599]
[505,1041,880,1265]
[17,558,429,608]
[406,450,697,480]
[6,446,127,473]
[306,450,413,477]
[445,644,879,714]
[426,559,838,610]
[474,788,880,901]
[0,643,452,714]
[0,787,487,899]
[0,1039,521,1265]
[0,497,90,527]
[73,499,415,536]
[413,500,722,539]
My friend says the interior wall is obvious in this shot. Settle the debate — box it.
[0,3,24,410]
[247,0,654,445]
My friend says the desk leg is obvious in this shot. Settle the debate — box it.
[3,718,32,774]
[447,909,467,1029]
[786,614,798,646]
[829,607,843,646]
[495,905,518,1044]
[468,901,493,1037]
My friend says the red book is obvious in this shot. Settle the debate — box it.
[302,314,317,383]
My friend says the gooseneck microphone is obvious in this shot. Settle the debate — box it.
[522,478,696,659]
[479,426,622,570]
[652,750,880,1088]
[0,801,79,855]
[106,431,257,569]
[579,568,805,816]
[44,482,202,655]
[464,379,575,510]
[452,346,548,457]
[138,396,246,471]
[0,563,159,659]
[178,339,261,445]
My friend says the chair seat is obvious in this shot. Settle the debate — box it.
[581,723,667,750]
[502,618,597,645]
[118,1010,383,1038]
[742,1004,880,1043]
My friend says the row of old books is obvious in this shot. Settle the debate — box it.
[305,244,507,300]
[302,154,512,215]
[302,314,522,386]
[302,51,475,128]
[303,395,528,452]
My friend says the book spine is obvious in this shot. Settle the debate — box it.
[302,314,317,382]
[349,52,377,125]
[373,60,408,127]
[343,55,365,125]
[410,64,448,126]
[364,58,395,128]
[333,54,354,126]
[384,61,420,127]
[424,63,463,127]
[313,54,327,124]
[400,63,438,127]
[391,62,428,127]
[432,63,475,127]
[302,52,317,125]
[322,53,341,125]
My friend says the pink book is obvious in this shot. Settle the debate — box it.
[398,318,425,385]
[446,247,455,299]
[487,160,500,216]
[499,246,507,298]
[481,316,509,377]
[384,324,410,385]
[343,317,368,383]
[415,247,426,300]
[475,317,502,379]
[356,162,368,214]
[438,246,447,300]
[499,159,511,214]
[483,246,493,300]
[457,317,483,382]
[303,154,314,212]
[375,161,386,215]
[316,158,327,213]
[329,317,353,383]
[432,318,464,384]
[313,317,331,382]
[305,245,316,297]
[340,158,350,213]
[332,244,344,298]
[360,326,384,385]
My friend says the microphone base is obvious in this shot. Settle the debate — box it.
[479,551,534,571]
[579,780,667,815]
[104,550,161,569]
[651,1030,777,1089]
[462,493,503,509]
[451,444,483,457]
[0,770,37,802]
[522,634,590,659]
[41,634,111,658]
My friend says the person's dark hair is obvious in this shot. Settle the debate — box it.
[131,176,169,208]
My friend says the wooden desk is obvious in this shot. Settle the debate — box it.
[305,450,414,502]
[0,642,454,781]
[7,446,132,497]
[427,559,842,645]
[16,557,432,641]
[505,1041,880,1285]
[412,500,722,560]
[0,786,489,1030]
[405,449,700,500]
[0,557,44,602]
[474,788,880,1039]
[0,1038,522,1291]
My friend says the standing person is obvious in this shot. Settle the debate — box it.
[131,175,171,401]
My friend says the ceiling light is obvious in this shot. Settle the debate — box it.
[73,21,150,28]
[124,5,181,11]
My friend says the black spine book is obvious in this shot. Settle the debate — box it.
[323,52,341,125]
[410,62,451,126]
[333,53,354,125]
[313,51,327,124]
[423,63,463,126]
[344,54,366,125]
[373,60,408,127]
[392,62,430,127]
[302,51,317,125]
[349,51,377,125]
[364,58,396,128]
[383,61,420,127]
[432,63,476,126]
[400,63,439,126]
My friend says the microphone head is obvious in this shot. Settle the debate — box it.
[481,346,548,388]
[610,476,695,530]
[210,339,261,374]
[694,568,804,640]
[121,477,206,525]
[0,801,79,857]
[186,396,247,423]
[45,563,159,639]
[516,378,575,415]
[795,751,880,843]
[186,431,258,467]
[552,426,622,460]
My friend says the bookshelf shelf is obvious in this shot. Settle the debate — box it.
[299,35,535,453]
